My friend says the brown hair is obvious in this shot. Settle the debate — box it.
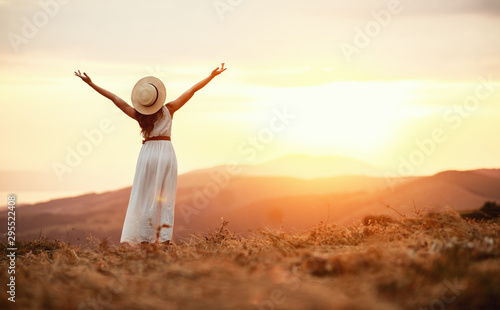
[136,107,164,137]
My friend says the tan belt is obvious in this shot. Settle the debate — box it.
[142,136,171,144]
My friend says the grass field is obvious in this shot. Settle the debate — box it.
[1,209,499,310]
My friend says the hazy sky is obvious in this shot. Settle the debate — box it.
[1,0,499,198]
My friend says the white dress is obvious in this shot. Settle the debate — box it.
[120,105,177,244]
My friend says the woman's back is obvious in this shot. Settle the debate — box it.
[142,105,172,139]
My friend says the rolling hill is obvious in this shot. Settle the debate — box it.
[1,168,499,245]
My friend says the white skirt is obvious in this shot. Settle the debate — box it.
[120,140,177,244]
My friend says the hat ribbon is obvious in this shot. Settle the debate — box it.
[144,83,159,107]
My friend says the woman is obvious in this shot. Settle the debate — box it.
[75,64,227,246]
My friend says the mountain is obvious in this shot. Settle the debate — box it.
[473,168,500,179]
[184,154,383,179]
[383,170,500,212]
[0,154,383,208]
[239,154,383,178]
[1,168,499,245]
[200,169,500,232]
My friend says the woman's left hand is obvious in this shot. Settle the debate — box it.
[211,63,227,77]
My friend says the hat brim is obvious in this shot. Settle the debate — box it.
[131,76,167,115]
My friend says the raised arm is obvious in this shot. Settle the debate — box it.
[74,70,137,120]
[166,63,227,115]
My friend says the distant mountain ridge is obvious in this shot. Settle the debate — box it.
[181,154,383,180]
[0,154,383,206]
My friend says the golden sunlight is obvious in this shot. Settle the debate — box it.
[268,80,432,157]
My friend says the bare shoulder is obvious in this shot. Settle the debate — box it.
[165,103,175,118]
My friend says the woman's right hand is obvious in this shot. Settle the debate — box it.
[210,63,227,77]
[74,70,92,84]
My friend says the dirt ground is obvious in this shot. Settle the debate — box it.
[1,211,499,310]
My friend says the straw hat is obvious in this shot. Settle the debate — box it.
[131,76,166,115]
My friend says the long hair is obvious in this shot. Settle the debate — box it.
[136,107,164,137]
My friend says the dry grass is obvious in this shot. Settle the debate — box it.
[1,210,499,310]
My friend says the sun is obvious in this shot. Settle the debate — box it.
[261,80,431,158]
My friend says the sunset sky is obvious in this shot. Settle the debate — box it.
[1,0,499,203]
